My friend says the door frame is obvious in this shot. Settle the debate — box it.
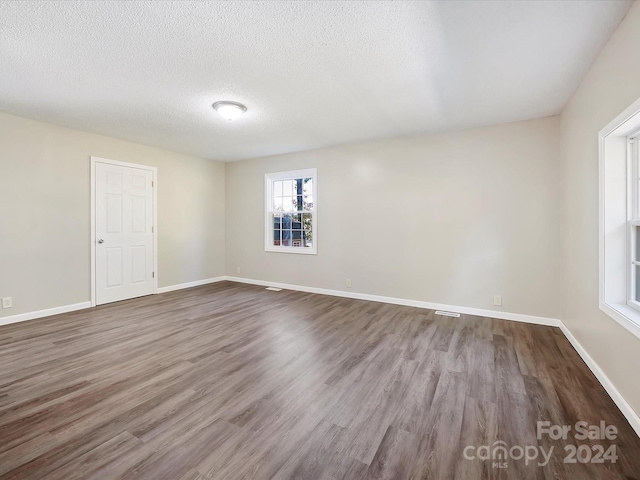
[90,156,158,307]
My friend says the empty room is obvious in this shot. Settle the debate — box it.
[2,0,640,478]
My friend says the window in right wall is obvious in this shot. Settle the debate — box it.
[599,99,640,339]
[628,133,640,310]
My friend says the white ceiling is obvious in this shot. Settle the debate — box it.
[0,0,632,161]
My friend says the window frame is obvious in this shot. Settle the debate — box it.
[599,98,640,339]
[264,168,317,255]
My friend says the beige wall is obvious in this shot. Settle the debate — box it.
[0,112,225,318]
[226,116,562,319]
[560,2,640,415]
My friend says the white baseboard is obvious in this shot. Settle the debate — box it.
[0,301,92,327]
[156,276,226,294]
[0,276,226,328]
[0,277,226,328]
[558,322,640,437]
[225,275,640,437]
[223,276,560,327]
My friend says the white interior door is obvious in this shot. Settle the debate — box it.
[95,162,154,305]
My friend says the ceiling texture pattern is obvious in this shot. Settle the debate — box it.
[0,0,632,161]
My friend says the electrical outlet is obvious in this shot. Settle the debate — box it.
[2,297,12,309]
[236,266,241,274]
[346,278,352,288]
[493,295,502,306]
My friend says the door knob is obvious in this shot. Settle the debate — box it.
[98,239,104,244]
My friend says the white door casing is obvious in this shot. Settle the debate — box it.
[91,158,157,306]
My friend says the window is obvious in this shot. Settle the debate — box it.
[599,99,640,339]
[265,169,317,254]
[630,135,640,311]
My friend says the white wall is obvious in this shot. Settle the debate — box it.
[560,1,640,416]
[0,112,225,318]
[226,116,562,319]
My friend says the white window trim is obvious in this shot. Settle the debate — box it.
[264,168,317,255]
[599,97,640,339]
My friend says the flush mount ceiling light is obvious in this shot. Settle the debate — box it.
[212,101,247,121]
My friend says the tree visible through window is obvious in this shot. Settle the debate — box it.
[265,169,317,254]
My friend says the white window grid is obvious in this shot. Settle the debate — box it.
[265,169,317,254]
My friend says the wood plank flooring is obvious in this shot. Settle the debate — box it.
[0,281,639,479]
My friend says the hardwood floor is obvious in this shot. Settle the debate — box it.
[0,281,639,479]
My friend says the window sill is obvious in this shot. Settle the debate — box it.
[265,247,317,255]
[600,302,640,339]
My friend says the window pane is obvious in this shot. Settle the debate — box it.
[282,225,291,245]
[293,179,304,212]
[283,180,293,196]
[273,196,283,211]
[293,178,303,196]
[282,196,294,212]
[303,195,314,211]
[636,225,640,262]
[302,213,313,245]
[277,213,290,246]
[635,265,640,302]
[274,181,283,197]
[272,213,282,246]
[303,178,313,195]
[292,230,303,247]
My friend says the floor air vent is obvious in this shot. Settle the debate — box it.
[265,287,282,292]
[435,310,460,317]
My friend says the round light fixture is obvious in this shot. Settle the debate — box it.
[212,101,247,121]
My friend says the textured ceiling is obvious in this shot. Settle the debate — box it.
[0,0,632,161]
